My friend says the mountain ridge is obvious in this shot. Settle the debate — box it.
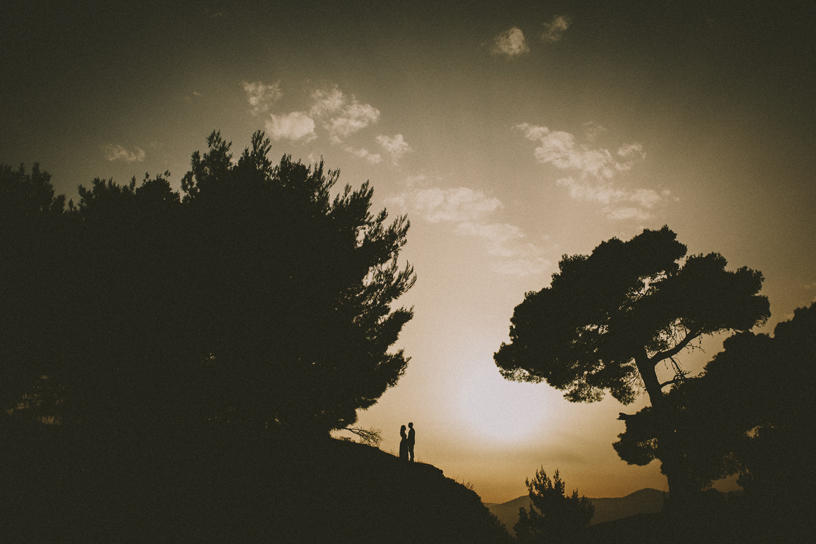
[486,487,667,535]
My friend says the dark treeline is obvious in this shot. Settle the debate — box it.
[0,130,415,439]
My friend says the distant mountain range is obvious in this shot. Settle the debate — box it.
[485,488,667,534]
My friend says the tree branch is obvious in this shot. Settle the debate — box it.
[344,426,382,447]
[648,327,703,367]
[659,377,684,390]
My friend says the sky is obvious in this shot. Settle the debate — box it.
[3,0,815,503]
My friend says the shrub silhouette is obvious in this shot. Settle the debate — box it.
[515,468,594,543]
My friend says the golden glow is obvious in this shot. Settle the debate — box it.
[457,364,551,444]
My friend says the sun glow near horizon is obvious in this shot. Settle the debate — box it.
[451,340,562,445]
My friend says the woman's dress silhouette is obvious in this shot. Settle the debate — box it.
[399,425,408,461]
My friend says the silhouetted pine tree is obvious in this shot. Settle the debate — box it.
[514,468,594,543]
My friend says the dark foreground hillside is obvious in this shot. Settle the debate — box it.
[1,427,510,544]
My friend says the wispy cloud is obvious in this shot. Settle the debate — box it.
[516,122,670,220]
[102,144,145,162]
[555,178,665,209]
[309,86,380,144]
[265,111,316,142]
[344,144,382,164]
[541,15,570,42]
[455,222,549,276]
[259,82,396,163]
[243,80,282,116]
[492,27,529,58]
[184,91,202,103]
[583,122,606,142]
[389,184,548,276]
[396,187,502,223]
[309,87,345,117]
[377,134,412,163]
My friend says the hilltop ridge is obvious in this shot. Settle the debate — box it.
[2,429,510,543]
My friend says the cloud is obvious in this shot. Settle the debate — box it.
[516,122,646,181]
[326,102,380,143]
[309,87,346,116]
[541,15,570,42]
[389,185,547,276]
[517,123,621,179]
[517,122,670,220]
[184,91,202,103]
[492,27,529,58]
[456,222,550,276]
[265,111,317,142]
[261,83,396,163]
[601,206,653,222]
[243,80,282,115]
[309,86,380,143]
[617,142,645,158]
[583,122,606,142]
[377,134,412,163]
[102,144,145,162]
[397,187,502,223]
[344,145,382,164]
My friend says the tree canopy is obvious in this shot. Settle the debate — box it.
[614,302,816,498]
[0,131,415,436]
[494,226,770,501]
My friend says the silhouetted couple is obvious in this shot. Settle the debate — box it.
[399,422,415,462]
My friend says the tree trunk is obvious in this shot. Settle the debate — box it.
[634,352,697,511]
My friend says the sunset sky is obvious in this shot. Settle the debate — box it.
[3,1,815,503]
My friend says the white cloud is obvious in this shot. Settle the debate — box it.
[556,177,625,204]
[517,122,646,181]
[243,80,282,115]
[602,207,652,222]
[628,187,663,208]
[265,111,317,142]
[517,122,636,180]
[309,87,346,116]
[398,187,502,223]
[541,15,570,42]
[308,86,380,144]
[517,122,671,220]
[455,222,524,257]
[344,145,382,164]
[456,222,550,276]
[103,144,145,162]
[377,134,412,163]
[389,185,547,276]
[617,142,646,159]
[403,174,427,188]
[492,27,529,58]
[583,122,606,142]
[557,178,670,221]
[326,102,380,143]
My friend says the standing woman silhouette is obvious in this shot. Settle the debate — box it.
[399,425,408,461]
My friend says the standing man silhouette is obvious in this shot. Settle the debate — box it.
[407,422,415,462]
